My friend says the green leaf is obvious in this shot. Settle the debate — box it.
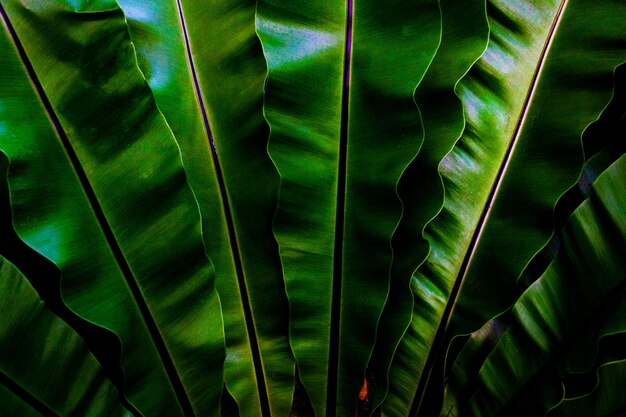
[0,255,131,417]
[1,1,624,416]
[440,63,626,417]
[114,1,296,415]
[0,1,224,415]
[448,154,626,416]
[385,0,626,413]
[440,0,625,339]
[548,359,626,417]
[373,0,489,413]
[256,0,441,414]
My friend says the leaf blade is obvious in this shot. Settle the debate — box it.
[0,1,225,414]
[464,154,626,417]
[378,0,489,414]
[257,1,442,415]
[0,255,133,417]
[403,0,626,413]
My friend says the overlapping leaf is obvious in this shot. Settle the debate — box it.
[383,0,626,415]
[0,1,224,415]
[114,1,296,415]
[0,254,131,417]
[442,62,626,417]
[0,0,624,416]
[370,0,488,412]
[443,154,626,416]
[256,0,441,415]
[548,359,626,417]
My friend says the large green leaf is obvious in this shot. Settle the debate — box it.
[382,0,626,414]
[0,1,224,415]
[445,154,626,416]
[369,0,488,412]
[113,1,296,415]
[256,1,441,415]
[0,0,624,416]
[440,63,626,417]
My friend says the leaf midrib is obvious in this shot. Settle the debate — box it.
[0,4,195,416]
[326,0,354,415]
[0,370,56,417]
[174,1,271,416]
[410,0,570,415]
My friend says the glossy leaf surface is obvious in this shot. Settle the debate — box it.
[384,0,626,414]
[456,154,626,416]
[0,1,224,415]
[441,63,626,417]
[0,255,131,417]
[257,0,440,415]
[0,0,624,416]
[115,1,295,415]
[375,0,489,413]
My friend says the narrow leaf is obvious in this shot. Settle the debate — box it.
[376,0,489,413]
[115,0,296,414]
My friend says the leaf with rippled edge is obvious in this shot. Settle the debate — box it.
[0,255,133,417]
[548,359,626,417]
[439,154,626,417]
[439,62,626,417]
[0,1,224,415]
[114,1,296,415]
[256,0,441,415]
[2,1,625,416]
[394,0,626,414]
[370,0,488,414]
[442,108,626,413]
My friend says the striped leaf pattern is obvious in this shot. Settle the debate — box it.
[0,0,624,416]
